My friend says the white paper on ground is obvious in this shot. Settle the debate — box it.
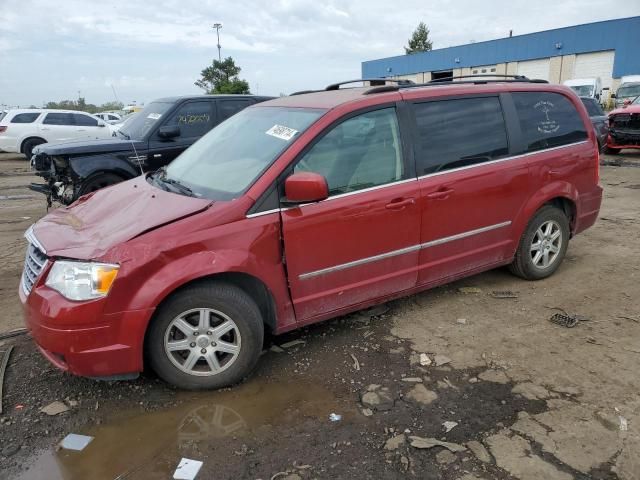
[60,434,94,451]
[173,458,203,480]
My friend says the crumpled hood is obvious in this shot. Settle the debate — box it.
[609,105,640,117]
[32,177,212,259]
[35,138,146,156]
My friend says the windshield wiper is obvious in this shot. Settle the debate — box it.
[117,130,130,140]
[152,167,196,197]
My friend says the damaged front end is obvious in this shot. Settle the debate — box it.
[30,152,77,206]
[608,111,640,149]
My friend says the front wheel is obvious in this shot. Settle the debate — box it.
[78,172,123,196]
[22,138,46,159]
[147,283,264,390]
[509,205,570,280]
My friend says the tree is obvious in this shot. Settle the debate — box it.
[195,56,250,94]
[405,22,433,54]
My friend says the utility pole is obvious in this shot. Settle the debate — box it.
[213,23,223,62]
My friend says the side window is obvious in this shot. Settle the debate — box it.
[42,113,75,126]
[581,98,604,117]
[218,100,252,121]
[163,101,213,138]
[294,108,404,196]
[11,113,40,124]
[73,114,99,127]
[108,114,119,121]
[412,97,509,175]
[513,92,588,152]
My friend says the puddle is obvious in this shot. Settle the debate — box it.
[17,379,351,480]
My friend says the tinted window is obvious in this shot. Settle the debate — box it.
[513,92,588,152]
[580,98,604,117]
[73,114,99,127]
[43,113,75,126]
[11,113,40,124]
[218,99,252,121]
[294,108,404,196]
[412,97,509,175]
[163,101,213,138]
[119,102,172,139]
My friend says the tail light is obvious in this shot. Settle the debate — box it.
[0,126,7,134]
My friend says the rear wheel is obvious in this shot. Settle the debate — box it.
[147,283,264,390]
[509,205,570,280]
[21,138,46,159]
[78,172,123,196]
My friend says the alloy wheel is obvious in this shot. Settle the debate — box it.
[530,220,562,269]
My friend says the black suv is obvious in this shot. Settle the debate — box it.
[31,94,273,205]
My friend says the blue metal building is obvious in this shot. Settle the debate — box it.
[362,17,640,90]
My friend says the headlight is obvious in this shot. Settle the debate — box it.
[45,261,119,301]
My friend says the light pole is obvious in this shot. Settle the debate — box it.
[212,23,223,62]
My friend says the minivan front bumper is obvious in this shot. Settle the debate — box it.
[20,284,154,378]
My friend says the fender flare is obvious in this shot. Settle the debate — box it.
[68,154,140,181]
[513,181,579,243]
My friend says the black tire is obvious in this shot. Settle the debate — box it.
[509,205,570,280]
[603,146,621,155]
[22,138,46,160]
[78,172,123,196]
[146,282,264,390]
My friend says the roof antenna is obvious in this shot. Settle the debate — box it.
[129,140,144,176]
[509,30,513,37]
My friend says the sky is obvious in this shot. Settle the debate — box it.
[1,0,639,108]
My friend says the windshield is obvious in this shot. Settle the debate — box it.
[570,85,594,97]
[119,102,173,139]
[157,106,325,200]
[632,96,640,105]
[617,84,640,99]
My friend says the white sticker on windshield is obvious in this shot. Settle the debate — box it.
[147,113,162,120]
[266,124,298,141]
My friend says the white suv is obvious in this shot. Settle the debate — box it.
[0,109,113,158]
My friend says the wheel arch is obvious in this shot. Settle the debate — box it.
[68,154,139,181]
[20,136,47,154]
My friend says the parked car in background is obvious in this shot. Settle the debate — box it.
[613,76,640,108]
[0,109,112,158]
[95,112,123,124]
[564,78,601,101]
[606,95,640,154]
[20,78,602,389]
[579,96,608,151]
[30,95,273,204]
[110,112,138,132]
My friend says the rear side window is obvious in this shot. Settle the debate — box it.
[412,96,509,175]
[43,113,75,126]
[11,113,40,124]
[513,92,588,152]
[580,98,605,117]
[73,114,99,126]
[218,99,252,121]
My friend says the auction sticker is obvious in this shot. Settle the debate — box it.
[266,124,298,141]
[147,113,162,120]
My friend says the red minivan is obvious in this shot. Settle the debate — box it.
[20,79,603,389]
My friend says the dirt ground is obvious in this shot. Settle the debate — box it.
[0,151,639,480]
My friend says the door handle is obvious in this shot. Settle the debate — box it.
[385,198,415,210]
[426,188,454,200]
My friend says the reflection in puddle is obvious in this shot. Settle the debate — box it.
[18,380,347,480]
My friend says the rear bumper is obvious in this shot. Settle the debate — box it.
[20,284,154,378]
[575,185,603,235]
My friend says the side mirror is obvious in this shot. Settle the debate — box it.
[611,93,616,99]
[284,172,329,204]
[158,125,180,139]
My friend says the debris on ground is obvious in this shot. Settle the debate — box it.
[466,440,492,463]
[443,421,458,432]
[419,353,431,366]
[364,304,390,317]
[456,318,467,325]
[619,416,628,431]
[458,287,482,294]
[361,408,373,417]
[173,458,203,480]
[434,354,452,366]
[0,345,14,414]
[360,385,394,411]
[408,436,466,452]
[405,384,438,405]
[401,377,423,383]
[60,433,93,451]
[384,434,406,451]
[0,329,28,341]
[279,339,306,349]
[490,290,519,299]
[270,345,285,353]
[328,413,342,422]
[549,309,590,328]
[435,449,457,464]
[40,401,70,416]
[349,353,360,371]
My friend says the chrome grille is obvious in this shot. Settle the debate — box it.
[22,229,48,295]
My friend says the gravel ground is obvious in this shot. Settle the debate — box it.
[0,151,639,480]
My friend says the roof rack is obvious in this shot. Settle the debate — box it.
[429,74,530,83]
[325,78,415,91]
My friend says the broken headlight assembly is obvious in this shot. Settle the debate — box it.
[45,261,119,301]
